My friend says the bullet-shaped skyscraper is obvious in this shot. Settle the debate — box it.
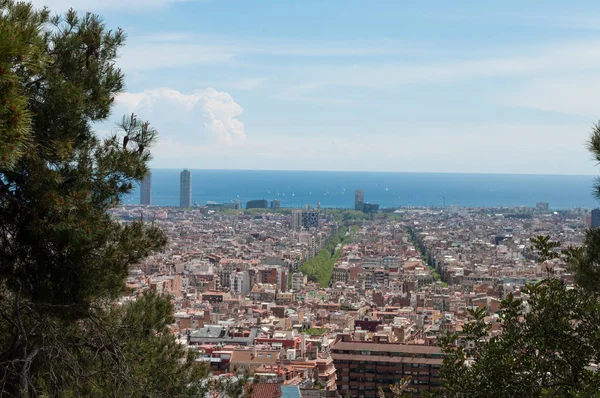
[180,169,192,208]
[140,172,152,205]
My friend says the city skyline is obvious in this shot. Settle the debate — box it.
[32,0,600,175]
[126,169,598,209]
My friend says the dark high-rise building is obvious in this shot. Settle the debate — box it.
[355,190,364,211]
[140,172,151,205]
[246,199,268,209]
[302,210,320,229]
[180,169,192,208]
[363,203,379,214]
[592,209,600,228]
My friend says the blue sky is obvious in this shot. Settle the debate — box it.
[32,0,600,174]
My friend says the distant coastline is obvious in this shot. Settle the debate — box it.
[124,169,598,210]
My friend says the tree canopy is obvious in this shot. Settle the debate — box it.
[0,1,215,396]
[439,278,600,397]
[299,226,349,287]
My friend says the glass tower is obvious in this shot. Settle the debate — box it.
[180,169,192,208]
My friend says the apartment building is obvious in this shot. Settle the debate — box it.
[331,334,443,397]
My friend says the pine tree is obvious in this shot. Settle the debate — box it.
[439,278,600,397]
[566,123,600,295]
[0,0,46,168]
[0,2,212,396]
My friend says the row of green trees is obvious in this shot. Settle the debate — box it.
[299,227,349,287]
[406,226,443,283]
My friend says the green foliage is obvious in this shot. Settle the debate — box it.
[0,6,162,319]
[206,373,253,397]
[439,279,600,397]
[340,210,369,221]
[577,121,600,296]
[299,227,349,287]
[566,228,600,296]
[219,208,243,216]
[0,0,48,167]
[439,232,600,397]
[35,292,210,397]
[325,209,369,222]
[243,207,292,215]
[377,378,416,398]
[0,2,213,396]
[304,327,328,336]
[530,235,561,262]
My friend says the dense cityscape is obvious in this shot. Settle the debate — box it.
[104,169,595,397]
[5,1,600,396]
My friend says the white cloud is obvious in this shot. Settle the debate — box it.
[115,87,245,144]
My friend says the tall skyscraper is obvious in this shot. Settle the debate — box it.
[354,190,364,211]
[291,209,303,231]
[180,169,192,208]
[592,209,600,228]
[140,172,152,205]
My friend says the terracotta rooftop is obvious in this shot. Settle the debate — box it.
[251,383,281,398]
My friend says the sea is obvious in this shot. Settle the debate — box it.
[123,169,599,210]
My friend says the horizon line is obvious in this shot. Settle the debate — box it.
[146,168,598,177]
